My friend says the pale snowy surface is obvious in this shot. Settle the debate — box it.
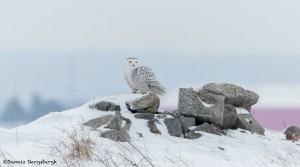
[0,94,299,167]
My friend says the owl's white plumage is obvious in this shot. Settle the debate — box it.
[124,58,166,95]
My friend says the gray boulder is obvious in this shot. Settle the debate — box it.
[199,83,259,111]
[148,120,161,134]
[236,114,265,135]
[186,122,223,139]
[134,113,155,120]
[179,117,196,135]
[164,118,182,137]
[84,115,114,129]
[100,128,130,142]
[126,93,160,113]
[90,101,121,111]
[284,126,300,141]
[178,88,237,129]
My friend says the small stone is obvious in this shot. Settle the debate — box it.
[90,101,120,111]
[164,118,182,137]
[193,122,223,136]
[186,131,202,139]
[148,120,161,134]
[134,113,155,120]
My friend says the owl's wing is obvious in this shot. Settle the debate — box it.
[136,66,166,95]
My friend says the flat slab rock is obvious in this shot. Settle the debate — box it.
[134,113,155,120]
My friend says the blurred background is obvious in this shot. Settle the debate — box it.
[0,0,299,131]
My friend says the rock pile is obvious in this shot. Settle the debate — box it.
[84,83,265,142]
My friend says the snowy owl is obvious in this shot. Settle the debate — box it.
[124,58,166,95]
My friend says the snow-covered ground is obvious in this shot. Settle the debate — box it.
[0,94,299,167]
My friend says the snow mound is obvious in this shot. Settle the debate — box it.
[0,94,299,167]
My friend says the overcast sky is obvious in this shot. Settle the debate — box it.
[0,0,300,111]
[1,0,300,54]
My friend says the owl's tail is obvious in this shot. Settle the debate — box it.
[149,82,166,95]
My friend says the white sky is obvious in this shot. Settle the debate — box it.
[0,0,300,55]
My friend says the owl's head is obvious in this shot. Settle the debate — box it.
[125,57,141,69]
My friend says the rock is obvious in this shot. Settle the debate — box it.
[199,83,259,111]
[186,122,223,139]
[90,101,121,111]
[148,120,161,134]
[178,88,237,129]
[134,113,155,120]
[179,117,196,135]
[166,110,181,119]
[223,104,237,129]
[193,122,223,135]
[106,111,132,131]
[186,131,202,139]
[106,111,122,130]
[284,126,300,141]
[126,93,160,113]
[100,111,132,142]
[236,114,265,135]
[156,113,167,119]
[100,128,130,142]
[84,115,114,129]
[164,118,182,137]
[122,117,132,131]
